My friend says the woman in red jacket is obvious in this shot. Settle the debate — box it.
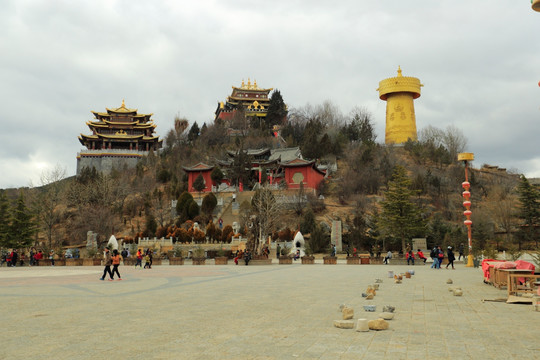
[417,249,427,264]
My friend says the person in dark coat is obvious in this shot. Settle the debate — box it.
[446,246,456,269]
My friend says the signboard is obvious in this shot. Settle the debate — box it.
[412,238,427,252]
[331,220,342,252]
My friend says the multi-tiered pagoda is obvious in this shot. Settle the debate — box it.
[77,100,162,174]
[215,79,273,124]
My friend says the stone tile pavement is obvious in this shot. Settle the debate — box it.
[1,261,539,359]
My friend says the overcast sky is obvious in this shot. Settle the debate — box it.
[1,0,539,189]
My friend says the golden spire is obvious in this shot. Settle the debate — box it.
[397,66,402,77]
[247,78,251,89]
[121,99,126,108]
[241,79,245,88]
[254,79,258,89]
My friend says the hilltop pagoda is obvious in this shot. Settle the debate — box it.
[77,100,162,174]
[215,79,273,124]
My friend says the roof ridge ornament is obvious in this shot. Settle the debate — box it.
[397,66,402,77]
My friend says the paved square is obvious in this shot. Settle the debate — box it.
[1,262,538,359]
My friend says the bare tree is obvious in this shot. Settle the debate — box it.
[34,164,67,249]
[250,186,283,254]
[442,125,468,161]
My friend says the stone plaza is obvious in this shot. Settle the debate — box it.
[1,261,538,359]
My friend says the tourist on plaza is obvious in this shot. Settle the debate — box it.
[437,246,444,268]
[293,249,300,261]
[458,243,465,261]
[121,248,128,260]
[29,248,35,266]
[100,248,113,281]
[144,253,151,269]
[6,250,13,267]
[244,249,251,265]
[135,249,143,268]
[276,244,281,259]
[34,250,43,266]
[446,246,456,270]
[234,250,242,265]
[146,249,153,268]
[11,249,18,267]
[430,246,440,269]
[111,249,122,280]
[331,244,336,257]
[406,250,415,265]
[49,250,55,266]
[376,245,381,259]
[417,249,427,264]
[19,252,25,266]
[383,250,392,264]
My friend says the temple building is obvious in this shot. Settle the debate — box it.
[214,79,273,124]
[77,100,162,174]
[184,147,327,193]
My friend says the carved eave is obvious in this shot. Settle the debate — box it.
[99,133,144,140]
[182,162,214,172]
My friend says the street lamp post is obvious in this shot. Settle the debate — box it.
[458,152,475,267]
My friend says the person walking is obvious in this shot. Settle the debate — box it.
[135,249,143,268]
[458,243,465,261]
[111,249,122,280]
[276,244,281,259]
[437,246,444,269]
[383,250,392,264]
[430,246,440,269]
[446,246,456,269]
[100,248,113,281]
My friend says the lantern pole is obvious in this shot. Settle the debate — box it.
[458,153,475,267]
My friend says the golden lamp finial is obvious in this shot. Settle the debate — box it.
[247,78,251,88]
[241,79,245,88]
[397,66,402,77]
[121,99,126,108]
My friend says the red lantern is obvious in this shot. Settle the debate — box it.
[464,210,472,217]
[464,220,472,226]
[462,191,471,199]
[462,181,470,190]
[463,201,471,208]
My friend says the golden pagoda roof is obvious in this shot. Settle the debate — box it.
[106,99,137,113]
[232,78,273,92]
[377,66,423,100]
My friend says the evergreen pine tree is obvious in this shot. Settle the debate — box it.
[0,190,11,247]
[266,90,288,127]
[516,175,540,248]
[379,165,425,251]
[9,192,35,248]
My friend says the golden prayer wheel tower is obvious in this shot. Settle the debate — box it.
[377,67,423,145]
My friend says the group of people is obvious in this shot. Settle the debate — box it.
[1,248,46,267]
[430,245,456,269]
[133,248,153,269]
[233,249,252,265]
[382,243,461,269]
[100,247,122,281]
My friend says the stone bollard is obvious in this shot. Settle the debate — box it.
[368,318,389,330]
[379,312,394,320]
[447,279,453,284]
[334,320,354,329]
[383,305,395,313]
[355,319,370,332]
[342,306,354,320]
[453,289,463,296]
